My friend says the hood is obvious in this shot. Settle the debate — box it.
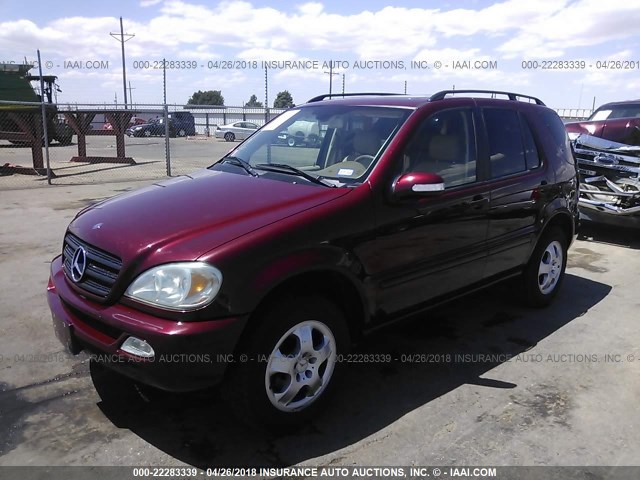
[69,169,350,265]
[565,120,605,137]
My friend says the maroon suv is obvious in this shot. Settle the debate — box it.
[48,90,579,425]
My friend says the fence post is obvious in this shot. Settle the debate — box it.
[164,104,171,176]
[37,50,52,184]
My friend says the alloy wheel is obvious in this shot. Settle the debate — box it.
[538,240,563,295]
[264,320,336,412]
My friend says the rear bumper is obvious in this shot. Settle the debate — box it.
[47,256,248,392]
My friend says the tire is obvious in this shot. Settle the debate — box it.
[59,136,73,146]
[178,129,186,137]
[144,130,151,137]
[306,133,319,147]
[287,136,297,147]
[225,295,350,429]
[224,132,235,142]
[522,226,568,307]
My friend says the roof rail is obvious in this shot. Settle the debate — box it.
[429,90,545,106]
[307,92,403,103]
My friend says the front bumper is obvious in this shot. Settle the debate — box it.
[47,255,248,392]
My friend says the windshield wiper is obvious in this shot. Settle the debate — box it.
[254,163,336,187]
[219,156,258,177]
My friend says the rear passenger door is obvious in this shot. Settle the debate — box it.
[480,106,550,278]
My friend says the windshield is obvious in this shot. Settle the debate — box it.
[589,104,640,121]
[213,104,411,185]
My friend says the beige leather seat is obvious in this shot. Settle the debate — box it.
[413,134,462,173]
[343,131,381,163]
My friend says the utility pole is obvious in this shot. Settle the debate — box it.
[264,67,269,123]
[163,59,171,176]
[128,81,136,105]
[110,17,134,108]
[324,61,339,96]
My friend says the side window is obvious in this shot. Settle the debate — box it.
[520,115,541,170]
[484,108,526,178]
[404,108,477,188]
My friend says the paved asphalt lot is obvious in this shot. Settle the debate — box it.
[0,179,639,468]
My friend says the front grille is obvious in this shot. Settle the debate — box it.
[62,234,122,298]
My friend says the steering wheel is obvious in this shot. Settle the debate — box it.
[354,155,375,167]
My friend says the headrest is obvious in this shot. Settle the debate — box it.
[353,131,380,156]
[428,135,462,163]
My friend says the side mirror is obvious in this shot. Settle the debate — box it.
[392,172,445,197]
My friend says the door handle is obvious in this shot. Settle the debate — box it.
[469,194,488,206]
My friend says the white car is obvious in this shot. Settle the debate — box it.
[215,121,259,141]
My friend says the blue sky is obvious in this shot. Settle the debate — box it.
[1,0,638,109]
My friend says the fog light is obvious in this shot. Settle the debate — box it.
[121,336,155,358]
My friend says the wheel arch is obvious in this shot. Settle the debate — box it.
[538,209,575,250]
[233,268,368,358]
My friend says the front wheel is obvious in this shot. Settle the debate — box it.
[225,296,349,428]
[522,227,568,307]
[224,132,235,142]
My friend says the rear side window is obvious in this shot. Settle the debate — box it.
[539,109,573,164]
[520,115,541,170]
[484,108,526,178]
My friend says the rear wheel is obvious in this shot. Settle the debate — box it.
[177,128,186,137]
[522,226,568,307]
[225,295,349,428]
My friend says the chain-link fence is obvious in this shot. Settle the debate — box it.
[1,98,592,190]
[0,100,286,190]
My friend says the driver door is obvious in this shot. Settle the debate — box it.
[370,105,491,315]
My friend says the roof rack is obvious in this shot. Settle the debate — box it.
[429,90,545,106]
[307,92,403,103]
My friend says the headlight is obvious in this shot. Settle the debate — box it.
[133,126,143,130]
[567,132,580,141]
[125,262,222,311]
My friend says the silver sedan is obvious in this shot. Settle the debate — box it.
[214,121,259,141]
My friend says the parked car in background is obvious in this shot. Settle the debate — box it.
[277,120,323,147]
[48,90,578,428]
[168,111,196,137]
[215,121,258,141]
[565,100,640,145]
[126,117,169,137]
[125,112,196,137]
[104,117,146,130]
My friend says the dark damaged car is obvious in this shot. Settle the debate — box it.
[566,100,640,146]
[573,133,640,227]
